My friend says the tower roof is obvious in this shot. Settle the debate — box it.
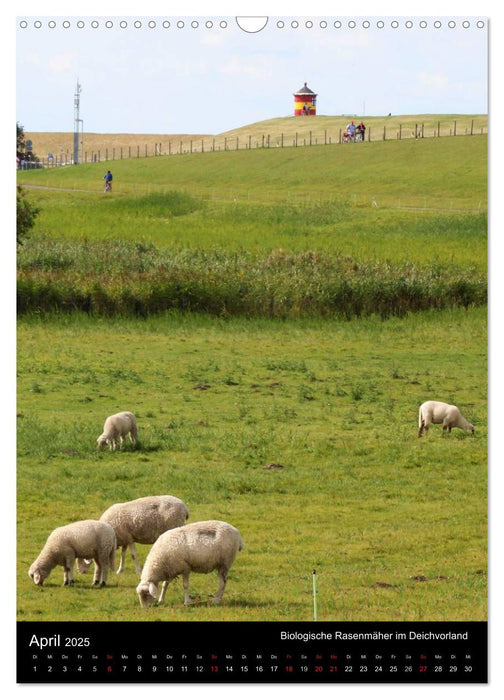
[294,82,317,96]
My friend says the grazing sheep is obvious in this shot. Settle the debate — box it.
[97,411,138,450]
[136,520,244,608]
[418,400,475,437]
[98,495,190,575]
[28,520,116,587]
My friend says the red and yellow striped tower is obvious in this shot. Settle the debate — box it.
[293,82,317,116]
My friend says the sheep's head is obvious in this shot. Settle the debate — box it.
[29,564,47,586]
[97,434,108,449]
[76,558,92,574]
[136,582,158,607]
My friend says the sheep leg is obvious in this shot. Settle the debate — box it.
[100,557,109,586]
[182,572,193,605]
[94,556,109,586]
[158,581,168,604]
[212,568,228,604]
[109,548,116,576]
[93,559,102,585]
[64,555,75,586]
[116,546,128,574]
[128,543,143,576]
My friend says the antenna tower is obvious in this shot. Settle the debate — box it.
[73,81,82,164]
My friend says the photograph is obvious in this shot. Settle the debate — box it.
[15,9,488,686]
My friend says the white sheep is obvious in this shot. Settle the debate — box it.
[136,520,244,608]
[97,411,138,450]
[97,495,190,575]
[28,520,116,587]
[418,400,475,437]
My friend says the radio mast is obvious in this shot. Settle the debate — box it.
[73,80,82,164]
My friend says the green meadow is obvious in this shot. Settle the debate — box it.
[17,129,487,621]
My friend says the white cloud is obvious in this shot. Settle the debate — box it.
[20,52,41,67]
[48,52,77,73]
[200,33,226,48]
[220,55,274,80]
[419,71,449,91]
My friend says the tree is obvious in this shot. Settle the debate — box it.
[17,186,40,246]
[17,122,26,153]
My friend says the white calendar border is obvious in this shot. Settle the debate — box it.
[5,1,500,698]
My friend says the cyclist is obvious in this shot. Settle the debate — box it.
[103,170,113,192]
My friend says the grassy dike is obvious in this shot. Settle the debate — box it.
[16,138,487,319]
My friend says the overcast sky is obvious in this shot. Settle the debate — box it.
[16,8,488,135]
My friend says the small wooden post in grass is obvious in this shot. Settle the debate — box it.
[312,570,318,621]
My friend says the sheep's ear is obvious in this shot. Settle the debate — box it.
[148,582,158,599]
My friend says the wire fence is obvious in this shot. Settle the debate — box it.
[18,118,488,169]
